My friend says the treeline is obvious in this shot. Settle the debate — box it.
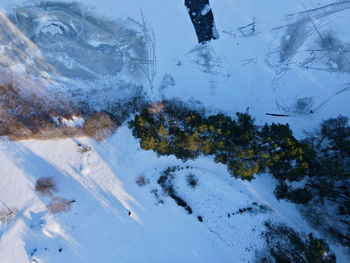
[256,222,336,263]
[129,101,308,181]
[273,116,350,249]
[129,100,350,250]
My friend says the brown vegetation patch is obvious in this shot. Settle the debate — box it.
[83,112,116,142]
[0,80,82,140]
[135,175,149,187]
[148,102,165,114]
[47,197,75,214]
[35,177,57,196]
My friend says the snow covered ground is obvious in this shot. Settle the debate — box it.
[0,0,349,262]
[2,127,346,263]
[0,130,243,263]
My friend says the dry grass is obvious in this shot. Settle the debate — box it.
[83,112,116,142]
[77,143,91,154]
[35,177,57,196]
[47,197,75,214]
[0,81,83,140]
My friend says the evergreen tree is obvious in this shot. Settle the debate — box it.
[256,222,336,263]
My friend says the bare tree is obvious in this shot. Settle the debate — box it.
[0,200,16,224]
[136,175,149,187]
[0,209,16,224]
[35,177,57,196]
[83,112,116,142]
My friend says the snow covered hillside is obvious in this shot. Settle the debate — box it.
[0,0,349,262]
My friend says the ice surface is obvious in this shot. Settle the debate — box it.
[0,1,153,119]
[9,2,149,81]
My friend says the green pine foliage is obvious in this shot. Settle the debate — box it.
[256,222,336,263]
[129,102,309,181]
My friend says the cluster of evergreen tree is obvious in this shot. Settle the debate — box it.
[287,116,350,248]
[271,116,350,249]
[256,222,336,263]
[129,101,307,181]
[129,101,350,249]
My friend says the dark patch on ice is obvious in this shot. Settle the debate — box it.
[9,1,149,80]
[301,32,350,74]
[267,1,350,66]
[276,97,314,116]
[186,44,229,78]
[279,19,311,63]
[159,74,175,97]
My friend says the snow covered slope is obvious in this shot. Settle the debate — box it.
[2,126,342,263]
[0,130,241,263]
[0,0,349,262]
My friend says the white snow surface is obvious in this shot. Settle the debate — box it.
[1,127,343,263]
[0,0,350,262]
[201,4,211,16]
[53,116,85,128]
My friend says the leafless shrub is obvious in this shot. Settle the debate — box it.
[47,197,75,214]
[0,79,82,141]
[35,177,57,196]
[77,143,91,154]
[148,102,165,114]
[136,175,149,187]
[83,112,116,142]
[0,209,16,224]
[186,173,198,188]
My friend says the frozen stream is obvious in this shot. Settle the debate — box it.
[8,1,149,80]
[0,1,156,118]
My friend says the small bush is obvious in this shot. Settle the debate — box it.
[83,112,116,142]
[77,143,91,153]
[136,175,149,187]
[274,182,312,204]
[186,173,198,188]
[0,209,16,224]
[170,194,192,214]
[47,197,75,214]
[0,77,83,141]
[158,167,193,214]
[35,177,57,196]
